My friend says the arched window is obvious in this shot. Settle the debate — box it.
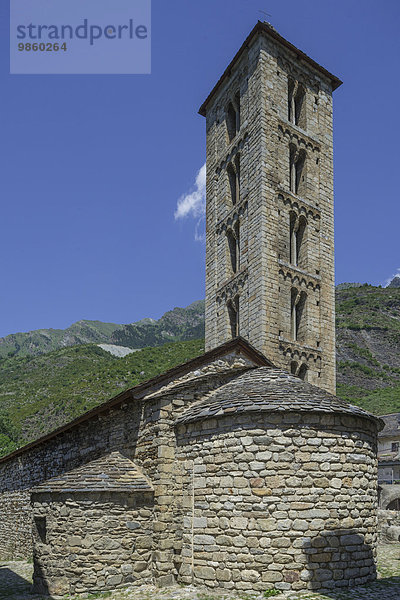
[296,216,307,269]
[289,212,307,268]
[288,78,296,123]
[226,222,240,274]
[289,144,297,193]
[234,221,240,271]
[291,288,307,342]
[227,155,240,205]
[387,498,400,511]
[295,150,306,196]
[288,78,306,128]
[289,146,306,196]
[227,163,237,205]
[290,361,298,376]
[235,91,241,131]
[294,84,306,128]
[298,363,308,381]
[289,211,297,265]
[227,296,239,338]
[226,102,237,142]
[234,154,240,204]
[291,288,298,341]
[227,230,237,274]
[226,93,240,142]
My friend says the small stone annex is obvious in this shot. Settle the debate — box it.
[0,20,383,596]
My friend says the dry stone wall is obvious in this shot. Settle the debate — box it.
[175,411,378,593]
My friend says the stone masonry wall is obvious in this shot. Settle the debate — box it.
[0,399,142,560]
[175,412,378,593]
[32,491,153,595]
[204,26,337,394]
[0,355,247,564]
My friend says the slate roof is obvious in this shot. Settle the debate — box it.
[176,367,382,426]
[31,451,153,494]
[378,413,400,438]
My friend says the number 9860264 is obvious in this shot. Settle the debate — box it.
[18,42,67,51]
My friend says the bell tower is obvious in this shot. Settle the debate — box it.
[199,22,341,394]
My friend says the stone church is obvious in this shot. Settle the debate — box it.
[0,22,382,595]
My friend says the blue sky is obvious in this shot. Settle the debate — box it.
[0,0,399,337]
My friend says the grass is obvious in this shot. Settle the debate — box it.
[336,285,400,332]
[337,382,400,415]
[0,339,205,458]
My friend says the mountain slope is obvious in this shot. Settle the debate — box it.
[2,285,400,458]
[111,300,205,348]
[0,339,204,457]
[336,284,400,414]
[0,301,205,358]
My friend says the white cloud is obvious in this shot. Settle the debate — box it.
[383,268,400,287]
[174,164,206,241]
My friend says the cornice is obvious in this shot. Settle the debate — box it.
[279,337,323,360]
[216,268,248,303]
[216,127,249,172]
[278,262,321,291]
[277,190,321,222]
[278,120,320,152]
[216,200,248,234]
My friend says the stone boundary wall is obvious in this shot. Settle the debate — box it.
[175,411,378,593]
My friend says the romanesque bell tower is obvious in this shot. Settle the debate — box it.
[199,22,341,394]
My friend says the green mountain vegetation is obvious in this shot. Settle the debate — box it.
[336,284,400,416]
[2,284,400,459]
[0,339,204,457]
[0,300,205,358]
[112,300,205,348]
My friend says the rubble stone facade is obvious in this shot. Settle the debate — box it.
[202,22,341,394]
[176,410,378,592]
[0,344,381,594]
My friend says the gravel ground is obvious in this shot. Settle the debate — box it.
[1,544,400,600]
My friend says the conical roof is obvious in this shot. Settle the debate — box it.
[176,367,382,427]
[32,451,153,494]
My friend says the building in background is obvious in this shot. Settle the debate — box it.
[378,413,400,510]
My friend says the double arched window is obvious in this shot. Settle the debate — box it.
[289,212,307,269]
[288,78,306,128]
[226,222,240,275]
[289,145,306,196]
[291,288,307,342]
[226,91,241,142]
[227,155,240,205]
